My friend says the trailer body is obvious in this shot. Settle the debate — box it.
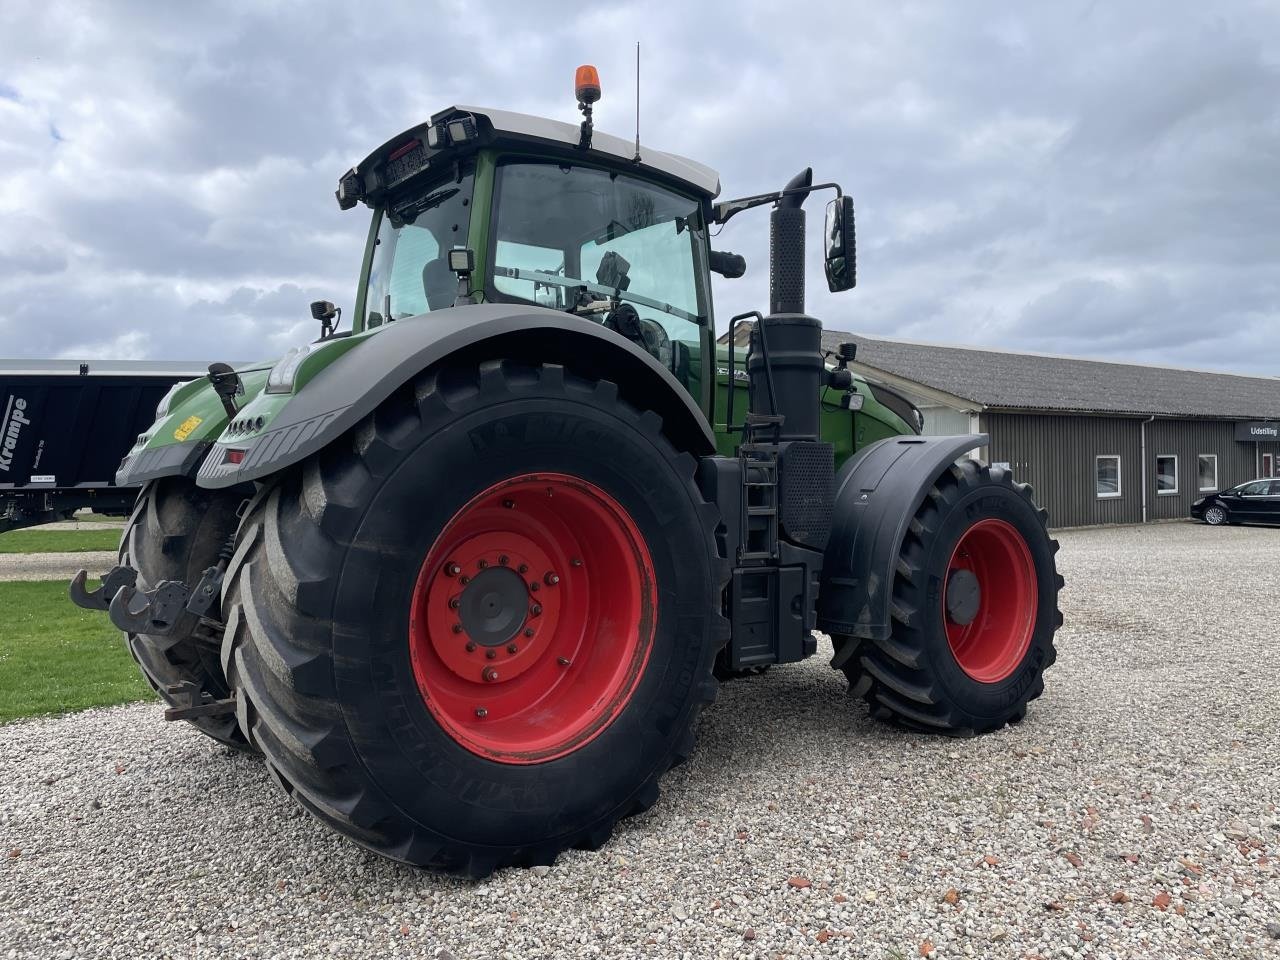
[0,361,208,532]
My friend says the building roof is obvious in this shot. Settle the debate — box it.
[813,331,1280,420]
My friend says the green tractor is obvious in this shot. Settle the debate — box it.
[71,68,1060,877]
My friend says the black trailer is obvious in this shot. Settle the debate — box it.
[0,360,208,533]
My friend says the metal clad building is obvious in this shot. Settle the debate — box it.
[815,332,1280,529]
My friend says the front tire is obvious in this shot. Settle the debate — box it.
[836,461,1062,735]
[121,479,252,750]
[221,361,728,875]
[1204,504,1228,526]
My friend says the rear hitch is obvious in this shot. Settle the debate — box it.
[106,563,227,637]
[69,565,138,611]
[109,580,197,638]
[162,681,236,722]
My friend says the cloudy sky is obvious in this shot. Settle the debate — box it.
[1,1,1277,373]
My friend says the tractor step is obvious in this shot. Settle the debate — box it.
[162,681,236,722]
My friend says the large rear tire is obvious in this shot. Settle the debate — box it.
[221,361,728,876]
[834,461,1061,735]
[121,478,253,750]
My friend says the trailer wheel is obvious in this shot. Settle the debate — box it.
[121,479,252,750]
[837,460,1062,735]
[222,361,728,876]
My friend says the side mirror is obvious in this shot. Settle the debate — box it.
[824,196,856,292]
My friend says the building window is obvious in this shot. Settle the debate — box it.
[1197,454,1218,491]
[1156,454,1178,494]
[1096,455,1121,498]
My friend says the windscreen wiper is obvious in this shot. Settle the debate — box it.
[393,187,460,225]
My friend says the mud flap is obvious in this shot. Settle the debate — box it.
[817,435,988,643]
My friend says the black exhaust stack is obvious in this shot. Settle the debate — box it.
[748,167,823,443]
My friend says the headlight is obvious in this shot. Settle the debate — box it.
[154,380,189,418]
[1192,496,1208,507]
[265,344,316,394]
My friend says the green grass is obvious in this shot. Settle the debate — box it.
[0,528,122,554]
[0,581,154,722]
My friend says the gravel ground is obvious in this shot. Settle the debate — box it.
[0,551,119,583]
[1,521,1277,959]
[39,520,126,532]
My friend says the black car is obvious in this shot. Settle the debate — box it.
[1191,479,1280,526]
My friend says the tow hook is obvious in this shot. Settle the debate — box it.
[68,565,138,611]
[106,560,228,638]
[109,579,197,639]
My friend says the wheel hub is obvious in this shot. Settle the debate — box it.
[944,568,981,626]
[458,567,529,648]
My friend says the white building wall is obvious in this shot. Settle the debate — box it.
[920,405,971,436]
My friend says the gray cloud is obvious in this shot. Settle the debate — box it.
[0,1,1276,374]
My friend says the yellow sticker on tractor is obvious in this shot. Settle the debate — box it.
[174,415,203,441]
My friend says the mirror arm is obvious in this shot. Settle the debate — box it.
[712,182,843,225]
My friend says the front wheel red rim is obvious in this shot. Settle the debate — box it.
[942,518,1038,683]
[409,473,655,764]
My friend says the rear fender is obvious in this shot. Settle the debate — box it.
[196,303,715,488]
[817,434,988,641]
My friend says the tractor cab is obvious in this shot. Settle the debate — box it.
[340,103,721,403]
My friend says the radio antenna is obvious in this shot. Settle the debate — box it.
[633,42,641,162]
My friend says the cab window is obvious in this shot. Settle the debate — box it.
[365,170,474,327]
[489,159,707,392]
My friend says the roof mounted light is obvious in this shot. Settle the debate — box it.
[426,123,446,149]
[575,64,601,104]
[335,169,363,210]
[446,117,476,143]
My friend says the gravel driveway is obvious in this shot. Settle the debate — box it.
[1,521,1277,959]
[0,551,119,583]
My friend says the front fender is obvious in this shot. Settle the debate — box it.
[115,366,270,486]
[817,434,988,641]
[196,303,716,489]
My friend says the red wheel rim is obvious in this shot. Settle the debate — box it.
[942,518,1037,683]
[409,473,655,764]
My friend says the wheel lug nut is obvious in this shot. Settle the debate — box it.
[465,641,477,652]
[529,581,540,592]
[445,562,461,577]
[557,656,571,667]
[518,563,528,574]
[483,667,499,682]
[452,623,464,634]
[503,499,515,509]
[524,628,535,638]
[571,558,583,568]
[474,707,488,718]
[460,575,471,585]
[530,604,542,617]
[499,555,509,566]
[477,559,488,569]
[507,643,518,654]
[449,597,460,610]
[486,649,497,660]
[544,572,559,586]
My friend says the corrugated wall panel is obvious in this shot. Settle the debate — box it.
[981,413,1143,528]
[1145,420,1255,520]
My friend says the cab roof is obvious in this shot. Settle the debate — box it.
[350,105,720,202]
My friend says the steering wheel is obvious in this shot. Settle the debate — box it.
[638,318,673,371]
